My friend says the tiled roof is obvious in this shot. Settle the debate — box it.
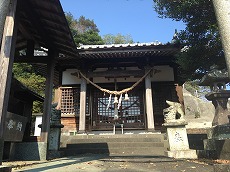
[77,42,162,50]
[77,42,180,59]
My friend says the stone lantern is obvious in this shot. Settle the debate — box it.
[199,65,230,160]
[199,65,230,128]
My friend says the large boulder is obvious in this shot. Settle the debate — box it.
[183,88,215,129]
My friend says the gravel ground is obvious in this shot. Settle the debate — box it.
[2,154,217,172]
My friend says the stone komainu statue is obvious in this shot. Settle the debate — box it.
[51,103,61,123]
[163,100,185,123]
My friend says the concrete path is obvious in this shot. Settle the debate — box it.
[3,154,214,172]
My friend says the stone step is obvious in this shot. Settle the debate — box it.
[66,142,166,149]
[61,133,168,156]
[68,137,163,144]
[61,134,165,143]
[63,147,166,156]
[61,133,165,139]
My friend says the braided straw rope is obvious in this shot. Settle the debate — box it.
[79,68,153,95]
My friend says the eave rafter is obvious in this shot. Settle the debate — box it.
[20,0,56,51]
[14,55,49,63]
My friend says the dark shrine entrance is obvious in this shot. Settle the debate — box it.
[91,83,145,130]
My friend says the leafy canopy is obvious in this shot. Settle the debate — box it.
[65,12,104,45]
[103,33,134,44]
[153,0,225,82]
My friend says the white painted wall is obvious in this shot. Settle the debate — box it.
[62,69,81,85]
[151,65,174,82]
[34,115,42,136]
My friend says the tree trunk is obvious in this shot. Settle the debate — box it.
[213,0,230,76]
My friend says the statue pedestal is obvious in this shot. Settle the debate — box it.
[48,123,64,159]
[163,120,197,159]
[46,103,64,159]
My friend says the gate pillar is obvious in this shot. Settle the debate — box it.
[145,67,155,131]
[78,78,87,133]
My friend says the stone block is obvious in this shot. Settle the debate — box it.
[216,139,230,160]
[165,149,197,159]
[10,142,47,161]
[197,150,217,159]
[204,139,216,150]
[208,125,230,140]
[203,139,230,160]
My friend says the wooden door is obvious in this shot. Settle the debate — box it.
[91,84,145,130]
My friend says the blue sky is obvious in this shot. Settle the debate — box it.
[60,0,186,44]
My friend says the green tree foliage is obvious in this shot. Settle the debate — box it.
[103,33,134,44]
[13,63,46,113]
[153,0,225,82]
[74,30,104,45]
[65,12,104,45]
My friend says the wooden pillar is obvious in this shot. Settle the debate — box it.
[213,1,230,77]
[0,0,11,43]
[40,55,55,143]
[0,0,17,164]
[22,102,33,140]
[54,87,62,110]
[145,68,155,131]
[78,78,87,133]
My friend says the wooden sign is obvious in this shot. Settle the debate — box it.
[4,112,27,142]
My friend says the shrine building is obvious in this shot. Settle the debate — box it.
[57,42,183,135]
